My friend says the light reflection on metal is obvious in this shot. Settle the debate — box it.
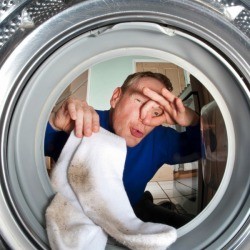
[0,0,249,52]
[20,8,34,29]
[0,0,67,50]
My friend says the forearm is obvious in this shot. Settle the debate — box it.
[44,122,69,161]
[183,122,202,161]
[168,123,202,164]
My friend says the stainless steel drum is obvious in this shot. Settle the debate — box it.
[0,1,249,249]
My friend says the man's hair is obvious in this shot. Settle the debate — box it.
[121,71,173,92]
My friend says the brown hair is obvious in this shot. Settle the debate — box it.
[121,71,173,92]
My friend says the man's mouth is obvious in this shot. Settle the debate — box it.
[130,127,144,138]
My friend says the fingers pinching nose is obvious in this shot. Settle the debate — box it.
[162,88,175,102]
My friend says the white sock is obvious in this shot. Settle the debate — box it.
[68,128,177,250]
[46,131,107,250]
[46,193,107,250]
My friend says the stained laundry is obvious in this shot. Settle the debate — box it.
[46,128,177,250]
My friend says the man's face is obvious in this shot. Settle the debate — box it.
[110,77,165,147]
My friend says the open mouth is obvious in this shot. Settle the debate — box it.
[130,127,144,138]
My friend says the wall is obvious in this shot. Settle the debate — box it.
[88,56,157,110]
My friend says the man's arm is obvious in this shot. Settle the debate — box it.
[44,122,69,161]
[154,123,202,166]
[141,87,201,164]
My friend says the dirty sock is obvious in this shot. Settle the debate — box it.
[68,128,177,250]
[46,193,107,250]
[46,131,107,250]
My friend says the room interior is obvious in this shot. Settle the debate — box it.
[46,55,228,220]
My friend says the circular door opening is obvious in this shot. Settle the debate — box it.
[1,1,249,249]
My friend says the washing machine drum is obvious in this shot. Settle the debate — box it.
[0,0,250,249]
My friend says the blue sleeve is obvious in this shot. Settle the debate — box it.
[44,123,69,161]
[156,123,202,165]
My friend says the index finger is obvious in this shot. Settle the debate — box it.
[161,88,176,103]
[143,87,167,104]
[142,87,173,113]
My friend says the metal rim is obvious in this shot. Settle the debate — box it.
[0,1,249,249]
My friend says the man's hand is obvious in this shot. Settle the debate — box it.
[49,99,100,137]
[141,87,199,127]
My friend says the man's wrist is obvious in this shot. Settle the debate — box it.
[49,112,61,131]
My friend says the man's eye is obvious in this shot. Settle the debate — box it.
[153,109,163,117]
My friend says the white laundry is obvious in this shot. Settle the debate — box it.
[46,128,177,250]
[46,129,107,250]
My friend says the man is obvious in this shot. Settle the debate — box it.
[45,71,201,228]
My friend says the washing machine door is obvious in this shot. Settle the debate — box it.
[0,0,250,249]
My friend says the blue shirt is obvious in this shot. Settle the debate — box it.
[45,110,201,206]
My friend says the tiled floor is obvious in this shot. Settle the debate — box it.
[145,176,198,215]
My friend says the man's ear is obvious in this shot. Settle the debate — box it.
[110,87,122,108]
